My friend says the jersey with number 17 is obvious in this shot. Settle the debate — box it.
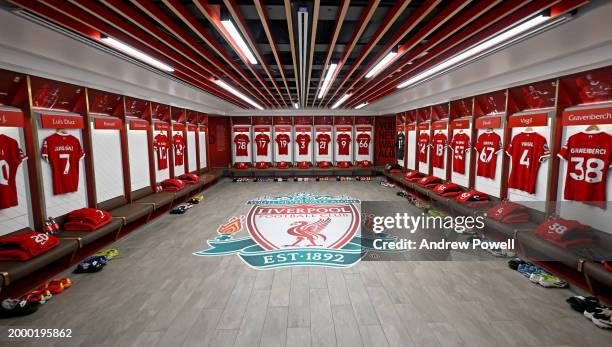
[558,131,612,206]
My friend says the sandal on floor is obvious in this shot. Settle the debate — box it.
[95,248,119,260]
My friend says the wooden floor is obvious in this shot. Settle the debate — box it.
[1,179,610,346]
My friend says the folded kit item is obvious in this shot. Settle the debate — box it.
[63,208,112,231]
[456,190,490,204]
[337,161,351,168]
[161,178,185,191]
[255,162,270,169]
[297,161,310,169]
[276,161,289,169]
[534,219,593,249]
[0,231,60,261]
[178,173,200,184]
[432,183,463,196]
[486,202,530,224]
[317,161,331,168]
[417,175,442,187]
[358,160,372,168]
[234,162,249,169]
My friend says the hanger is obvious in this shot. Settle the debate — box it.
[525,127,534,133]
[585,124,600,132]
[56,128,67,134]
[486,128,493,133]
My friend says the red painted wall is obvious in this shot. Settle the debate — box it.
[374,116,396,166]
[208,116,231,168]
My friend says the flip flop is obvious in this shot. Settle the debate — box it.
[95,248,119,260]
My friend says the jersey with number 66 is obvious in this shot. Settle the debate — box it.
[475,132,502,179]
[558,131,612,206]
[506,132,550,194]
[42,133,84,195]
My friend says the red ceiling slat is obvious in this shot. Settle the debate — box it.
[9,0,249,108]
[128,0,272,108]
[223,0,288,107]
[316,0,379,107]
[254,0,293,105]
[347,0,508,106]
[325,0,440,107]
[351,0,548,106]
[344,0,478,108]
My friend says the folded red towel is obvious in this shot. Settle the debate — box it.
[161,178,185,191]
[65,208,111,226]
[0,231,59,261]
[63,216,112,231]
[178,173,200,184]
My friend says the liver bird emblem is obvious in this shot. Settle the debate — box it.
[285,218,332,247]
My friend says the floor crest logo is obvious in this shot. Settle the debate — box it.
[194,193,370,269]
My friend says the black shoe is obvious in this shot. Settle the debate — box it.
[0,299,40,318]
[566,296,599,313]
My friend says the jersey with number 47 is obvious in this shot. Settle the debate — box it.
[558,131,612,206]
[42,133,84,195]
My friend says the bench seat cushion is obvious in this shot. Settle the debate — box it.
[109,203,153,225]
[0,239,78,285]
[56,218,123,247]
[134,192,175,210]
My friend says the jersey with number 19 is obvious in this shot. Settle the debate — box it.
[558,131,612,206]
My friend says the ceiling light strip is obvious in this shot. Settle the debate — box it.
[214,79,263,110]
[221,20,258,65]
[331,94,351,109]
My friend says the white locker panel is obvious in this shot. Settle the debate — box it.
[187,130,197,173]
[128,128,150,191]
[91,123,124,203]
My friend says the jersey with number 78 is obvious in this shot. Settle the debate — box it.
[42,133,84,195]
[558,131,612,206]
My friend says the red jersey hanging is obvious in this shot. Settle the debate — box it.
[431,132,447,169]
[558,131,612,206]
[356,133,371,155]
[153,133,170,169]
[0,135,27,208]
[275,133,290,155]
[450,132,470,174]
[255,133,270,156]
[475,132,502,179]
[173,133,185,166]
[316,133,332,155]
[42,133,84,195]
[506,132,550,194]
[234,133,250,157]
[418,133,430,163]
[296,133,311,155]
[337,133,351,156]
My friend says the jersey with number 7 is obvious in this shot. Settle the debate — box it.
[42,133,84,194]
[558,131,612,206]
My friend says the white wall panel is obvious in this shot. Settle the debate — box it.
[187,131,196,173]
[198,131,207,169]
[0,126,32,234]
[128,130,150,190]
[91,125,124,203]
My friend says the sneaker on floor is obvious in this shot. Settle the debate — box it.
[591,308,612,329]
[508,258,528,270]
[566,296,599,313]
[584,304,608,320]
[0,299,39,318]
[538,274,568,288]
[74,256,107,274]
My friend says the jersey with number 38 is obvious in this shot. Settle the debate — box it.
[558,131,612,206]
[42,133,84,195]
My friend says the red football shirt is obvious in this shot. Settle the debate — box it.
[356,133,371,156]
[558,132,612,205]
[475,132,502,179]
[275,133,290,155]
[153,134,170,170]
[173,133,185,166]
[316,133,332,155]
[0,135,27,208]
[234,133,250,157]
[296,133,311,155]
[337,133,352,156]
[42,133,84,194]
[418,133,430,163]
[431,133,447,169]
[255,133,270,156]
[450,132,470,174]
[506,132,550,194]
